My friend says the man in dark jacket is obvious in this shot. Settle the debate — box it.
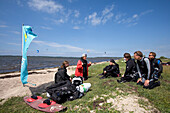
[134,51,160,89]
[55,61,71,83]
[134,51,151,86]
[149,52,163,79]
[100,59,120,79]
[117,53,137,83]
[145,52,163,89]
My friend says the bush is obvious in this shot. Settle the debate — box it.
[160,56,167,59]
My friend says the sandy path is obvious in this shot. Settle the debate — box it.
[0,62,106,104]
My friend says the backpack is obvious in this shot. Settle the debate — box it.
[46,80,80,103]
[72,76,83,86]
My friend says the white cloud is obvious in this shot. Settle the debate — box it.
[7,43,21,46]
[52,19,65,24]
[28,0,63,13]
[88,12,101,26]
[33,40,84,52]
[41,26,52,30]
[114,9,153,26]
[0,25,8,28]
[102,13,114,24]
[140,10,153,16]
[73,26,80,30]
[10,31,20,35]
[85,4,114,26]
[102,4,114,16]
[133,14,138,18]
[16,0,24,6]
[74,10,80,18]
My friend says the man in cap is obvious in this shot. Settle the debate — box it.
[75,53,92,80]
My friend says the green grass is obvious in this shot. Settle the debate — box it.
[0,59,170,113]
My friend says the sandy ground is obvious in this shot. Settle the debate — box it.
[0,62,106,104]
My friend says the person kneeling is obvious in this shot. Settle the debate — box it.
[100,59,120,79]
[117,53,137,83]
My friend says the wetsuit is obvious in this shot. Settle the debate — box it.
[100,64,119,79]
[150,58,163,80]
[55,66,70,84]
[136,57,151,83]
[118,59,137,82]
[137,57,160,89]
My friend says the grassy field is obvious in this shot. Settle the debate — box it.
[0,59,170,113]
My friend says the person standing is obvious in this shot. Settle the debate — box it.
[75,54,92,80]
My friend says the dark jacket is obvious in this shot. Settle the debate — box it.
[104,64,119,76]
[150,58,163,75]
[55,66,70,83]
[124,59,137,76]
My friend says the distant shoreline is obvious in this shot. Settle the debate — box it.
[0,61,109,79]
[0,56,121,74]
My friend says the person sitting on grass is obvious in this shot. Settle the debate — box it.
[147,52,163,88]
[149,52,163,79]
[134,51,160,89]
[117,53,137,83]
[99,59,120,79]
[55,61,71,84]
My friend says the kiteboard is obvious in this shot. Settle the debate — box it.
[24,95,67,113]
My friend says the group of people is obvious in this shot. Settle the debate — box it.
[55,53,92,84]
[117,51,163,89]
[55,51,163,90]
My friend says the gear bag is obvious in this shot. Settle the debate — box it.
[46,80,81,103]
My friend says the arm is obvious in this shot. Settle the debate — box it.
[76,60,83,69]
[87,62,91,67]
[136,63,142,78]
[157,60,163,74]
[144,58,151,80]
[106,65,117,73]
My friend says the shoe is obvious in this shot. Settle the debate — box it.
[98,73,103,76]
[149,81,161,89]
[137,81,143,86]
[100,76,106,79]
[117,79,126,83]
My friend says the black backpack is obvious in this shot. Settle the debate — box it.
[46,80,80,103]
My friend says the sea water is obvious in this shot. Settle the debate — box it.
[0,56,120,74]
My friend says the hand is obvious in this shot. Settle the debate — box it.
[137,78,142,83]
[144,80,149,86]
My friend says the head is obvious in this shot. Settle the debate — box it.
[149,52,156,60]
[82,53,87,60]
[110,59,115,65]
[61,61,69,68]
[134,51,143,60]
[124,53,131,61]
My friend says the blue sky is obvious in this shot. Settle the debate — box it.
[0,0,170,57]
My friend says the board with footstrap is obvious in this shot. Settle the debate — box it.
[24,95,67,112]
